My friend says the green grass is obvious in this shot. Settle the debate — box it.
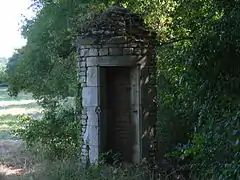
[0,87,42,140]
[0,115,18,140]
[0,87,42,179]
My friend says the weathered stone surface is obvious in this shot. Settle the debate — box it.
[88,125,99,146]
[89,145,99,164]
[80,82,87,87]
[109,47,122,55]
[79,71,86,76]
[80,49,90,57]
[99,48,109,56]
[86,107,99,126]
[78,61,86,67]
[82,119,87,126]
[142,48,148,55]
[78,75,86,83]
[81,114,88,120]
[76,5,156,165]
[80,67,86,72]
[86,57,99,67]
[89,48,98,56]
[82,87,99,106]
[134,48,141,55]
[87,56,139,67]
[87,67,98,86]
[82,108,87,115]
[102,44,118,48]
[123,48,134,55]
[129,43,138,48]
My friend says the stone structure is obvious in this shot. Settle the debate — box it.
[76,5,157,165]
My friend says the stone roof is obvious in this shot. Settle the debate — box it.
[79,4,155,41]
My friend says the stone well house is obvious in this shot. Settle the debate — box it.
[76,5,157,165]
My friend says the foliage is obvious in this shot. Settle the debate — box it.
[153,0,240,179]
[12,159,151,180]
[6,0,240,178]
[7,0,107,101]
[14,103,81,160]
[0,57,7,69]
[6,50,22,74]
[0,57,8,83]
[0,67,7,83]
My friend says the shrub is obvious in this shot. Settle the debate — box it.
[0,67,7,83]
[14,103,81,160]
[17,159,150,180]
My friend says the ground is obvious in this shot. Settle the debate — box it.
[0,87,42,179]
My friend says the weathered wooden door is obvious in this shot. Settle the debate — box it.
[101,67,134,163]
[99,66,141,164]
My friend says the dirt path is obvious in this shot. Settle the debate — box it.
[0,140,25,176]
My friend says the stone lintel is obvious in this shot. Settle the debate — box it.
[86,56,147,67]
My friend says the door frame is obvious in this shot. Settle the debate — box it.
[97,65,141,164]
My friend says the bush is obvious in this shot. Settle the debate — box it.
[17,159,151,180]
[14,103,81,160]
[0,68,7,83]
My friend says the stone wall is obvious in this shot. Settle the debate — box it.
[76,36,156,164]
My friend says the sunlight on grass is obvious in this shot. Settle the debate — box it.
[0,100,37,107]
[0,108,42,116]
[0,87,40,178]
[0,115,19,140]
[0,87,42,140]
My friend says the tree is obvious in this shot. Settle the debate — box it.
[7,0,240,178]
[0,57,8,83]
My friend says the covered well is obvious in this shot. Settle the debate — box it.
[76,5,157,165]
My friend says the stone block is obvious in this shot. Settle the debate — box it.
[89,145,99,164]
[80,82,87,87]
[78,75,86,83]
[142,48,148,55]
[88,125,99,146]
[102,44,118,48]
[82,108,87,115]
[99,48,109,56]
[80,67,86,72]
[87,67,98,86]
[76,55,85,62]
[81,114,88,120]
[129,42,138,48]
[134,48,141,55]
[78,61,86,67]
[82,86,99,106]
[82,119,87,126]
[80,49,90,57]
[89,48,98,56]
[81,148,88,157]
[109,47,123,56]
[79,71,86,76]
[86,106,99,126]
[123,48,134,55]
[82,125,89,142]
[86,57,100,67]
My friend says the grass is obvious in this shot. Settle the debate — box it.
[0,87,153,180]
[0,87,42,140]
[0,87,42,179]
